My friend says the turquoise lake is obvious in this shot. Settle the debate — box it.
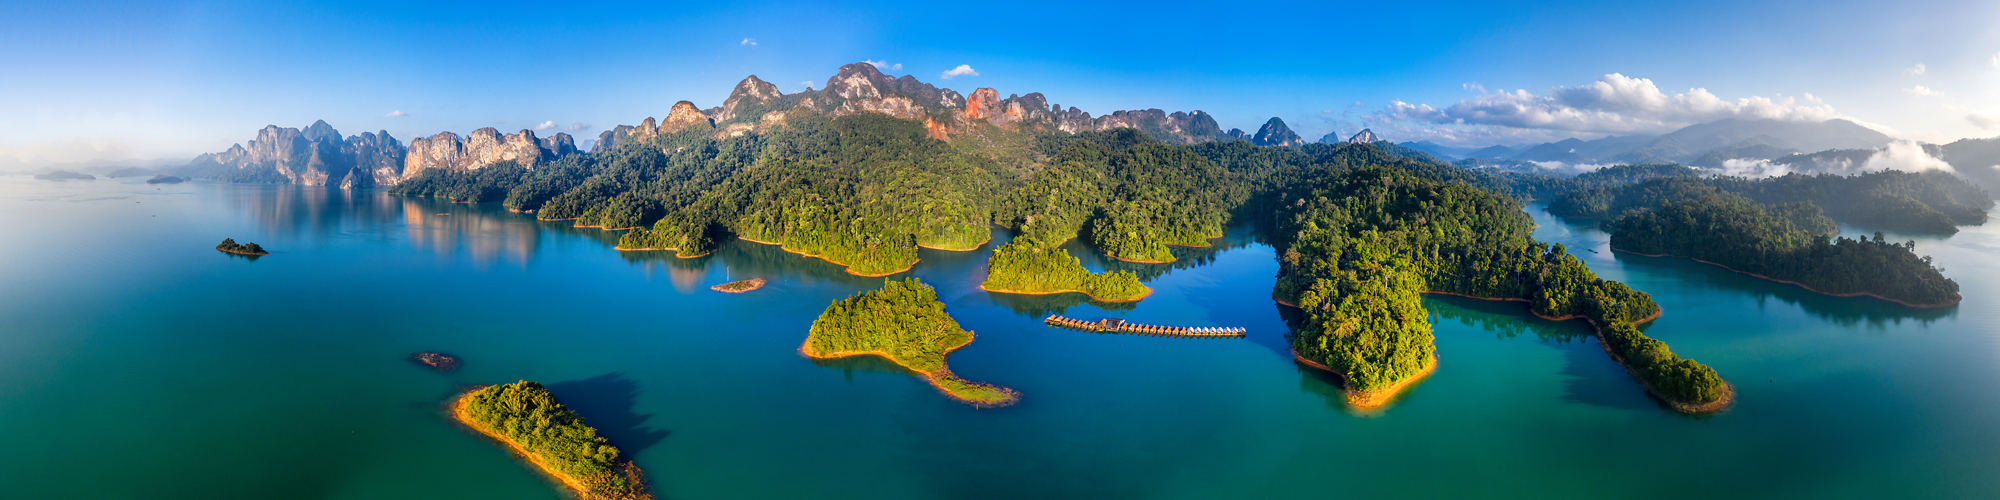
[3,176,1998,499]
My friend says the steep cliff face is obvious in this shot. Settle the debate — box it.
[405,128,570,176]
[182,121,408,187]
[1252,117,1304,146]
[1347,129,1380,144]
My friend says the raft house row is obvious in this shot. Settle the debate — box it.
[1043,315,1246,338]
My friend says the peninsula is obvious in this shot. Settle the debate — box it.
[453,381,653,500]
[802,277,1018,407]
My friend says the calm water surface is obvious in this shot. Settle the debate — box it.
[3,177,1998,499]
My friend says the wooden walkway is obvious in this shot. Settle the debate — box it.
[1043,315,1246,338]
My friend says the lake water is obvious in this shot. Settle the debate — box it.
[3,176,1998,499]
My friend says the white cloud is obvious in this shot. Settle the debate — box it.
[864,60,902,72]
[383,110,406,117]
[1370,73,1845,141]
[1904,63,1927,75]
[535,121,556,131]
[1969,112,2000,130]
[564,123,592,132]
[740,38,756,47]
[1991,52,1999,68]
[800,81,814,90]
[1903,86,1942,97]
[1706,140,1952,179]
[1865,140,1954,173]
[941,64,979,80]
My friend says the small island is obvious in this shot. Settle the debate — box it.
[411,352,460,372]
[981,238,1151,302]
[711,278,767,293]
[146,175,186,184]
[802,277,1019,407]
[216,238,269,256]
[454,381,653,500]
[34,170,94,180]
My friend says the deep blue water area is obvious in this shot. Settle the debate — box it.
[3,177,1998,499]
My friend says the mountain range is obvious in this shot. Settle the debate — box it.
[174,62,1337,186]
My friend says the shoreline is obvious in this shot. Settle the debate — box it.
[1293,351,1439,411]
[737,236,918,277]
[1104,252,1175,264]
[976,283,1154,303]
[798,333,1020,408]
[216,248,269,256]
[449,388,654,500]
[613,246,714,258]
[1610,247,1962,308]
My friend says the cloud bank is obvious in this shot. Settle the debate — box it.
[383,110,406,117]
[1373,73,1842,139]
[1706,141,1951,178]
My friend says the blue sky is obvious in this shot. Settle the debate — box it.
[4,0,1998,162]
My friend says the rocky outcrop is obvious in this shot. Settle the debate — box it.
[181,120,409,188]
[1252,118,1304,146]
[404,128,567,177]
[1347,129,1380,144]
[540,133,578,158]
[590,102,716,151]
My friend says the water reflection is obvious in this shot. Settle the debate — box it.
[1612,252,1958,327]
[986,291,1138,317]
[225,186,545,269]
[1425,295,1594,344]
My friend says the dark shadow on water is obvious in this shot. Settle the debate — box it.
[986,291,1137,317]
[1256,302,1306,360]
[221,252,262,262]
[1613,252,1958,327]
[545,373,671,455]
[807,353,923,384]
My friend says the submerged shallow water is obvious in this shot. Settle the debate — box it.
[3,177,1998,499]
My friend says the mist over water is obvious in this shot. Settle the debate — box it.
[5,177,2000,499]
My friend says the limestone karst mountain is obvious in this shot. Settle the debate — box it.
[1346,129,1379,144]
[404,128,578,177]
[1251,118,1304,146]
[597,62,1254,151]
[179,120,408,188]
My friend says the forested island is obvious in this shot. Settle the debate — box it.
[215,238,268,256]
[979,238,1150,301]
[1605,194,1962,307]
[454,381,652,500]
[802,278,1018,407]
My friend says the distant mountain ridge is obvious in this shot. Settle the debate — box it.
[1400,118,1895,169]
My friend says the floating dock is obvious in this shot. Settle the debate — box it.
[1043,315,1246,338]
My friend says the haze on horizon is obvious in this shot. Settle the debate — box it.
[4,0,1998,165]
